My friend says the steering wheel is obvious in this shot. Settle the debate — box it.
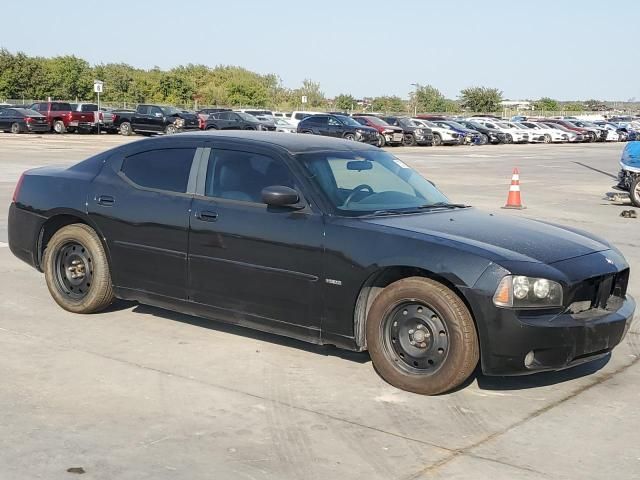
[343,184,374,206]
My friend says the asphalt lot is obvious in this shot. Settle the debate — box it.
[0,133,638,480]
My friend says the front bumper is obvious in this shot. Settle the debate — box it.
[467,250,636,376]
[415,133,434,145]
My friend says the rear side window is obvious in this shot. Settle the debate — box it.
[81,104,98,112]
[51,103,72,111]
[121,148,196,193]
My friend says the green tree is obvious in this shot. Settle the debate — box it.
[371,95,405,113]
[0,49,46,100]
[295,79,326,108]
[334,93,356,111]
[42,55,93,100]
[563,102,584,112]
[533,97,558,111]
[413,84,447,113]
[460,86,503,112]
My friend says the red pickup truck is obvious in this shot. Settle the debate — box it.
[29,101,96,133]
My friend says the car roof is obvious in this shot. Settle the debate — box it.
[139,130,380,154]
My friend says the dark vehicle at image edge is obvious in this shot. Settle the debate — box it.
[117,104,200,136]
[0,108,49,133]
[297,114,379,145]
[8,132,635,395]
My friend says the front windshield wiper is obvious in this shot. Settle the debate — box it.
[366,203,470,217]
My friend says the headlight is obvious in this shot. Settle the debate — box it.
[493,275,563,308]
[414,128,423,135]
[175,118,185,127]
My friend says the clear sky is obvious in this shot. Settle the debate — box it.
[2,0,639,101]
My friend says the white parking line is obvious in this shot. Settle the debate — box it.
[0,242,8,248]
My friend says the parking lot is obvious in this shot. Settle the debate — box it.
[1,134,638,479]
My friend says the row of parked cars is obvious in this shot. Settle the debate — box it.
[1,102,639,149]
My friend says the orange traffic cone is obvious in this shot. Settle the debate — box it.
[502,168,525,209]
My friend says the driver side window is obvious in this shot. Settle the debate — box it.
[328,117,340,126]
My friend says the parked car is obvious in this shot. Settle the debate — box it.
[130,104,200,135]
[8,132,635,395]
[472,119,530,144]
[297,114,379,145]
[236,109,274,117]
[29,101,93,134]
[565,120,608,142]
[609,122,639,141]
[431,120,482,145]
[539,122,584,142]
[289,111,326,127]
[380,116,434,146]
[352,115,404,147]
[506,122,547,143]
[237,111,276,130]
[0,108,49,133]
[204,111,275,131]
[70,103,114,132]
[273,117,297,133]
[616,141,640,207]
[517,121,568,143]
[456,120,507,144]
[543,119,595,142]
[412,119,462,145]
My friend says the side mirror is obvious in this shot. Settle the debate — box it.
[262,185,301,208]
[154,112,163,118]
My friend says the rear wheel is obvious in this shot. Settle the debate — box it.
[630,177,640,208]
[43,224,114,314]
[10,122,21,134]
[366,277,479,395]
[53,120,66,134]
[432,133,442,146]
[119,122,132,136]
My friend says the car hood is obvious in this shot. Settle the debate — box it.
[362,208,610,264]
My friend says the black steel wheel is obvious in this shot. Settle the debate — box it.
[43,224,114,313]
[366,277,479,395]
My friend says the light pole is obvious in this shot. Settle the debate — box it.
[410,83,419,116]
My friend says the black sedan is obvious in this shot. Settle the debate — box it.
[8,132,635,395]
[297,114,379,145]
[457,120,507,144]
[0,107,49,133]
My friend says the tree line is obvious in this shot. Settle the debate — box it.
[0,49,607,113]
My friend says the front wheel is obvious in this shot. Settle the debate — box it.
[403,133,416,146]
[505,133,513,144]
[344,133,356,141]
[478,134,489,145]
[543,134,552,144]
[43,224,115,313]
[378,134,386,148]
[165,124,178,135]
[432,133,442,146]
[630,177,640,208]
[366,277,479,395]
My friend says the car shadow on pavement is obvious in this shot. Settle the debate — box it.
[130,303,372,364]
[474,354,611,391]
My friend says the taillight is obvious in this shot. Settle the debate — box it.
[198,118,205,129]
[25,117,32,124]
[66,112,73,121]
[12,172,25,203]
[98,112,103,121]
[112,114,119,122]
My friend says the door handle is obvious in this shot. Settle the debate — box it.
[195,210,218,222]
[97,195,115,206]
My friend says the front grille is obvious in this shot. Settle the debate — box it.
[570,269,629,311]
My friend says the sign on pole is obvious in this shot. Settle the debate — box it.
[93,80,103,94]
[94,80,104,133]
[301,95,308,104]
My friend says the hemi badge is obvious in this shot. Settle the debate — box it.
[325,279,342,286]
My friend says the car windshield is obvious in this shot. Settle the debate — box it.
[299,150,450,216]
[161,106,182,115]
[236,112,258,121]
[496,122,511,129]
[364,116,389,126]
[420,120,437,127]
[399,118,421,128]
[274,118,292,126]
[335,115,361,127]
[444,121,467,130]
[467,121,484,129]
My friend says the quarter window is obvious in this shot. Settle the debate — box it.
[205,150,296,203]
[121,148,196,193]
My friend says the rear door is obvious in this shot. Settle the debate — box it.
[88,140,201,299]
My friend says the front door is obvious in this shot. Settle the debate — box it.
[188,146,324,341]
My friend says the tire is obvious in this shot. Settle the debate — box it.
[588,132,597,143]
[432,133,442,146]
[505,133,513,144]
[165,124,177,135]
[543,134,552,144]
[119,122,132,136]
[378,134,386,148]
[403,133,416,146]
[53,120,66,134]
[206,126,219,130]
[43,224,114,314]
[478,134,489,145]
[344,133,356,141]
[630,177,640,208]
[366,277,479,395]
[10,122,21,134]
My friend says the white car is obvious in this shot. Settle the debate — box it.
[518,121,568,143]
[594,123,621,141]
[273,117,297,133]
[413,119,462,145]
[289,111,326,127]
[471,118,529,143]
